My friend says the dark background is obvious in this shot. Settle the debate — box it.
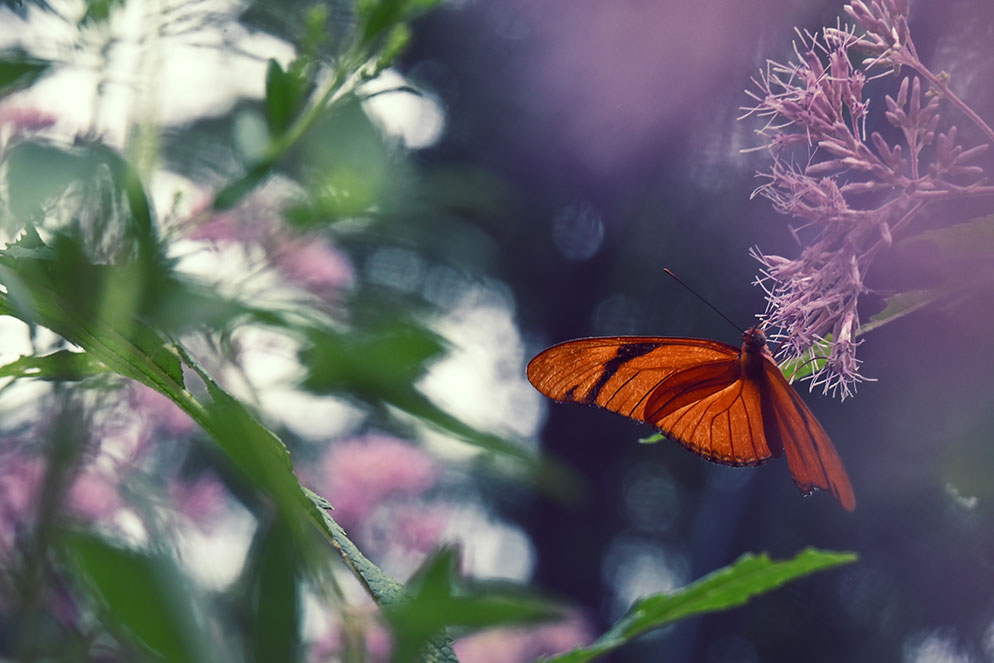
[402,1,994,661]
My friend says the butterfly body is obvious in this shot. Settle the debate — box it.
[527,326,855,510]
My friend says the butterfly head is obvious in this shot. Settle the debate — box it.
[742,326,768,355]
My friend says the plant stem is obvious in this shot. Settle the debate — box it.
[905,57,994,144]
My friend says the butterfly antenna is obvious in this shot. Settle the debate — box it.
[663,268,744,333]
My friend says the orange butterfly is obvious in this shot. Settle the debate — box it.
[526,326,855,510]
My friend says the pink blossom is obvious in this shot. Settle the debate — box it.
[741,1,994,398]
[309,609,392,663]
[273,235,354,298]
[452,613,592,663]
[66,471,121,521]
[186,190,274,245]
[132,384,197,436]
[317,435,438,529]
[0,453,44,551]
[0,106,57,133]
[389,503,449,554]
[170,474,225,529]
[188,210,244,243]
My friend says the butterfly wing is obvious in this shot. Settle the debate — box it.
[645,360,776,465]
[760,358,856,510]
[526,337,777,466]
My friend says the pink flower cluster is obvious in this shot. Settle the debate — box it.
[186,190,354,304]
[270,235,355,300]
[742,0,994,398]
[312,435,444,547]
[0,385,223,563]
[452,612,591,663]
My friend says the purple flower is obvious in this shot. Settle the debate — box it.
[185,191,354,303]
[451,612,592,663]
[312,435,439,530]
[0,105,57,134]
[388,502,449,555]
[742,1,994,398]
[66,471,122,521]
[309,607,393,663]
[169,474,226,529]
[0,452,43,554]
[272,235,355,300]
[132,383,197,437]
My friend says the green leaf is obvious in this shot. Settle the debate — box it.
[244,519,301,663]
[264,59,312,136]
[179,359,461,663]
[861,289,939,334]
[62,531,212,663]
[775,286,940,382]
[899,214,994,260]
[387,547,559,663]
[299,320,574,495]
[303,488,407,604]
[3,140,160,265]
[0,349,107,381]
[0,232,185,391]
[293,97,393,223]
[777,336,832,382]
[547,548,857,663]
[374,23,412,73]
[89,142,158,251]
[212,161,272,211]
[303,490,461,663]
[357,0,440,50]
[0,53,49,97]
[264,59,292,134]
[4,141,93,221]
[79,0,125,24]
[300,320,447,399]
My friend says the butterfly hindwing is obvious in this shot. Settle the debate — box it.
[650,366,774,465]
[761,360,856,510]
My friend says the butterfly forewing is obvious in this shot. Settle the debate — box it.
[527,338,775,465]
[526,337,738,421]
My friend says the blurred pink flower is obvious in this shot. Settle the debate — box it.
[273,235,354,299]
[317,435,438,530]
[452,613,592,663]
[132,384,197,436]
[188,209,262,244]
[0,453,44,551]
[0,106,57,133]
[309,609,392,663]
[169,474,226,529]
[389,503,449,554]
[66,471,121,521]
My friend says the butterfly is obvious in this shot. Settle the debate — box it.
[526,326,855,510]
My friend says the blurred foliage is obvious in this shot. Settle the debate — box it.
[62,531,214,663]
[0,349,106,381]
[0,51,48,96]
[387,547,561,663]
[899,214,994,261]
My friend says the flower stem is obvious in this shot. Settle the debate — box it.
[903,57,994,144]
